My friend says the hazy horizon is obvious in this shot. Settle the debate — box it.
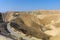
[0,0,60,12]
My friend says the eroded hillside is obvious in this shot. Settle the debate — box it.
[0,10,60,40]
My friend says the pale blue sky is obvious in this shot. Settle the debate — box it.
[0,0,60,12]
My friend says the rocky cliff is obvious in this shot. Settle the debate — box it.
[0,10,60,40]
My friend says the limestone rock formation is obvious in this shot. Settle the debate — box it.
[1,10,60,40]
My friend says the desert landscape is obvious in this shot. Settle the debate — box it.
[0,10,60,40]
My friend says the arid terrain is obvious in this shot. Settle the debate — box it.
[0,10,60,40]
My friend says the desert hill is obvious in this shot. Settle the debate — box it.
[0,10,60,40]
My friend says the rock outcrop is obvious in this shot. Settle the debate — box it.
[0,10,60,40]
